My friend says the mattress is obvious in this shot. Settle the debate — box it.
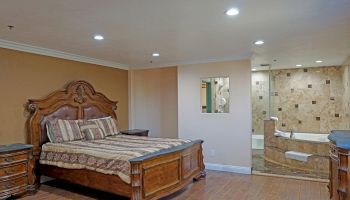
[40,135,191,183]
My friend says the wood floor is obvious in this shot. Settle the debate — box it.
[21,171,329,200]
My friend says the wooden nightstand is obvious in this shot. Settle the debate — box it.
[120,129,149,136]
[0,144,35,199]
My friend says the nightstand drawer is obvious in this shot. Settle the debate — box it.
[0,163,26,178]
[0,153,28,166]
[0,144,34,198]
[0,176,27,191]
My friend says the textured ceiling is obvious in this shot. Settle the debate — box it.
[0,0,349,69]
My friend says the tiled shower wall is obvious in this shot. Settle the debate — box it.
[252,65,349,134]
[252,71,270,134]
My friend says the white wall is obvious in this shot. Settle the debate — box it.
[178,60,252,172]
[129,67,178,138]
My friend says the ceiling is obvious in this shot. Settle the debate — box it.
[0,0,349,69]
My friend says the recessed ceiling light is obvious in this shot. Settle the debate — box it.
[94,35,104,40]
[225,8,240,16]
[315,60,323,63]
[152,52,160,57]
[252,68,257,71]
[296,64,302,67]
[254,40,264,45]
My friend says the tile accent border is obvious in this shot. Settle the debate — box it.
[205,162,251,174]
[0,39,129,70]
[252,171,328,183]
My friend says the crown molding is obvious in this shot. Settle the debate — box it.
[0,39,129,70]
[133,55,250,69]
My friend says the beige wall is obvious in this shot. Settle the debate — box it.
[0,47,129,145]
[129,67,178,138]
[178,60,252,168]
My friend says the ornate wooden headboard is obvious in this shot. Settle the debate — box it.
[26,80,118,157]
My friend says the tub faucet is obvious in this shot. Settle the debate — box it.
[290,129,294,139]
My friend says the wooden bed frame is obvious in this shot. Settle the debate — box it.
[25,80,205,200]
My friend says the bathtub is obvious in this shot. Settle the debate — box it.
[275,131,329,142]
[264,120,330,174]
[252,134,264,149]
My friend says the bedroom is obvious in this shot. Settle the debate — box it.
[0,1,349,200]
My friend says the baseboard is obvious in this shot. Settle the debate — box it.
[40,176,55,183]
[205,162,251,174]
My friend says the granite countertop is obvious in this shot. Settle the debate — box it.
[0,143,33,153]
[328,130,350,150]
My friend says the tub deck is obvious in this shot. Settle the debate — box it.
[264,120,329,174]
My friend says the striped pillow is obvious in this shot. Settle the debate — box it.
[89,116,118,136]
[79,121,105,140]
[46,119,84,143]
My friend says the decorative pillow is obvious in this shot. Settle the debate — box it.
[46,119,84,143]
[88,116,118,136]
[79,121,105,140]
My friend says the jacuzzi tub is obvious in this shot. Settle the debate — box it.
[275,131,329,142]
[252,134,264,149]
[292,132,329,142]
[265,120,330,174]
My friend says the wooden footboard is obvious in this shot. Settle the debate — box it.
[38,140,205,200]
[129,140,205,200]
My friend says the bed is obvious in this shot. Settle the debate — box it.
[25,80,205,200]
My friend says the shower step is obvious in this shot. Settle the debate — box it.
[285,151,312,162]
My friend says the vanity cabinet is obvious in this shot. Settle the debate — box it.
[328,131,350,200]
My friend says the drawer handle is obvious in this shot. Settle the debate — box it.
[4,170,13,175]
[4,182,11,189]
[4,157,14,162]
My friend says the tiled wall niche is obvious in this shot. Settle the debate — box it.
[252,65,350,134]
